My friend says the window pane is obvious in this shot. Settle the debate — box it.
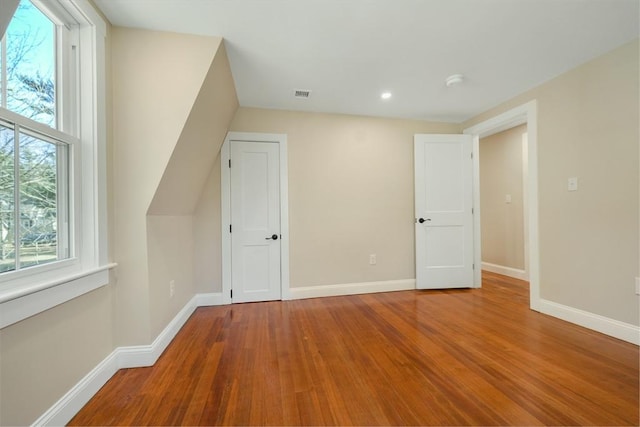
[0,125,16,273]
[4,0,56,127]
[0,39,4,109]
[19,131,59,268]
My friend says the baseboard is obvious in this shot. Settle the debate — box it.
[482,262,528,281]
[195,292,225,307]
[32,292,224,427]
[288,279,415,300]
[115,292,222,369]
[539,299,639,345]
[117,293,204,368]
[31,351,120,427]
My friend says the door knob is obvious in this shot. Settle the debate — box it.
[418,218,431,224]
[266,234,279,240]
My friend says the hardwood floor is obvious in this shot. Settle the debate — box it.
[70,272,639,426]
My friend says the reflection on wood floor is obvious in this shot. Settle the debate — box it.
[70,271,639,426]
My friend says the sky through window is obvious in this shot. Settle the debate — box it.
[1,0,56,128]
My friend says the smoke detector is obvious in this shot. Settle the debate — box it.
[445,74,465,87]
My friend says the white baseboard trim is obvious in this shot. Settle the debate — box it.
[32,292,224,427]
[482,262,528,281]
[288,279,415,300]
[117,294,198,369]
[195,292,225,307]
[116,292,223,369]
[539,298,640,345]
[31,350,120,427]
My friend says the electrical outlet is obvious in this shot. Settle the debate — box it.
[169,280,175,298]
[369,254,376,265]
[635,277,640,296]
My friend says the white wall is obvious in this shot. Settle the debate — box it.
[111,28,236,345]
[230,108,459,287]
[0,285,114,425]
[194,156,223,293]
[465,39,639,326]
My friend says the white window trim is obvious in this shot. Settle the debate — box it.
[0,108,76,282]
[0,0,112,329]
[0,263,115,329]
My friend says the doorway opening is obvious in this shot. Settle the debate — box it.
[478,124,528,281]
[464,101,540,311]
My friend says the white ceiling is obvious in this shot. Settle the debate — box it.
[94,0,639,123]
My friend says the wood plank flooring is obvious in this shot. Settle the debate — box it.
[70,272,639,425]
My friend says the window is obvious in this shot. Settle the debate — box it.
[0,123,69,274]
[0,0,109,329]
[1,0,57,127]
[0,0,71,275]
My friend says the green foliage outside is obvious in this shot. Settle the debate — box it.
[1,0,59,273]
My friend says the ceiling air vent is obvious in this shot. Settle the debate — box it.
[294,89,312,99]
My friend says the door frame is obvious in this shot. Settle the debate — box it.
[221,132,290,304]
[464,101,540,311]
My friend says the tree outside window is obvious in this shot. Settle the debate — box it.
[0,0,67,274]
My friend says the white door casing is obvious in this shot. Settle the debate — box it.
[464,101,539,310]
[414,134,474,289]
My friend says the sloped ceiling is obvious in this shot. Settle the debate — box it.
[148,42,239,215]
[95,0,639,122]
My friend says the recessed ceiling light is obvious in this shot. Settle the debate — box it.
[445,74,465,87]
[381,92,392,100]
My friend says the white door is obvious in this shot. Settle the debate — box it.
[414,134,474,289]
[230,141,281,302]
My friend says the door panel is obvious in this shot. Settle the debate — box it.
[231,141,281,302]
[415,134,473,289]
[424,142,465,212]
[425,226,465,266]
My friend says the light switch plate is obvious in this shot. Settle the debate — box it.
[568,177,578,191]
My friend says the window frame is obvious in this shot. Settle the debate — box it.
[0,0,110,329]
[0,108,74,276]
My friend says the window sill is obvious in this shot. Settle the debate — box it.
[0,263,116,329]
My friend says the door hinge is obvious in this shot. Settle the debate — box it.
[473,263,475,270]
[229,224,232,233]
[229,159,231,168]
[471,152,473,159]
[472,208,474,214]
[230,289,233,298]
